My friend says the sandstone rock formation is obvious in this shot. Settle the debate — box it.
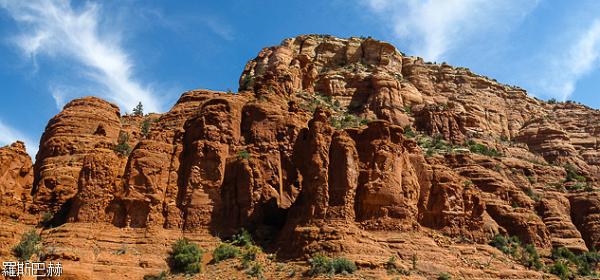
[1,35,599,279]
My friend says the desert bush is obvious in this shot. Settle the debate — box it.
[490,234,520,256]
[232,228,254,247]
[307,254,332,276]
[466,140,501,157]
[143,271,167,280]
[403,125,416,138]
[141,119,151,138]
[521,244,542,270]
[213,243,240,263]
[551,247,600,277]
[245,262,264,278]
[113,131,132,156]
[169,238,203,274]
[330,114,367,129]
[307,254,357,276]
[238,150,250,160]
[241,245,262,269]
[549,260,571,280]
[564,164,586,182]
[331,257,357,274]
[12,230,42,261]
[438,272,452,280]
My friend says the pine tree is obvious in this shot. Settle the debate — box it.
[133,102,144,116]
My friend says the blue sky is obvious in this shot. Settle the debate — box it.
[1,0,600,157]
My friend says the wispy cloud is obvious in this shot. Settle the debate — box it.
[0,0,163,113]
[362,0,539,61]
[539,20,600,100]
[0,119,37,157]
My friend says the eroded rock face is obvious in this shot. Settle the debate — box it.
[1,35,600,279]
[0,141,33,215]
[33,97,124,213]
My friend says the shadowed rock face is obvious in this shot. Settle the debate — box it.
[1,35,600,279]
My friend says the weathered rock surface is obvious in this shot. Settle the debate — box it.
[1,35,599,279]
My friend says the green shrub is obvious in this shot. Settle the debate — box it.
[490,234,520,256]
[113,131,132,156]
[438,272,452,280]
[521,244,542,270]
[331,257,357,274]
[141,119,151,138]
[567,183,587,191]
[245,262,263,278]
[403,125,416,138]
[213,243,240,263]
[330,114,366,129]
[12,230,42,260]
[307,254,333,276]
[576,251,600,276]
[241,245,261,269]
[238,150,250,160]
[466,140,501,157]
[548,98,558,104]
[143,271,167,280]
[552,247,577,262]
[232,228,254,247]
[169,238,203,274]
[564,164,586,182]
[307,255,356,276]
[552,247,600,277]
[549,260,571,280]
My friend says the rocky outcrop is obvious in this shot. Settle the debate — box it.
[32,97,124,213]
[1,35,599,279]
[0,141,33,216]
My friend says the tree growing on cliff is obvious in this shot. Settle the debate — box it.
[113,131,132,156]
[133,102,144,116]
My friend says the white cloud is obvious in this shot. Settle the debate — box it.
[0,119,37,158]
[0,0,163,113]
[540,20,600,100]
[362,0,539,61]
